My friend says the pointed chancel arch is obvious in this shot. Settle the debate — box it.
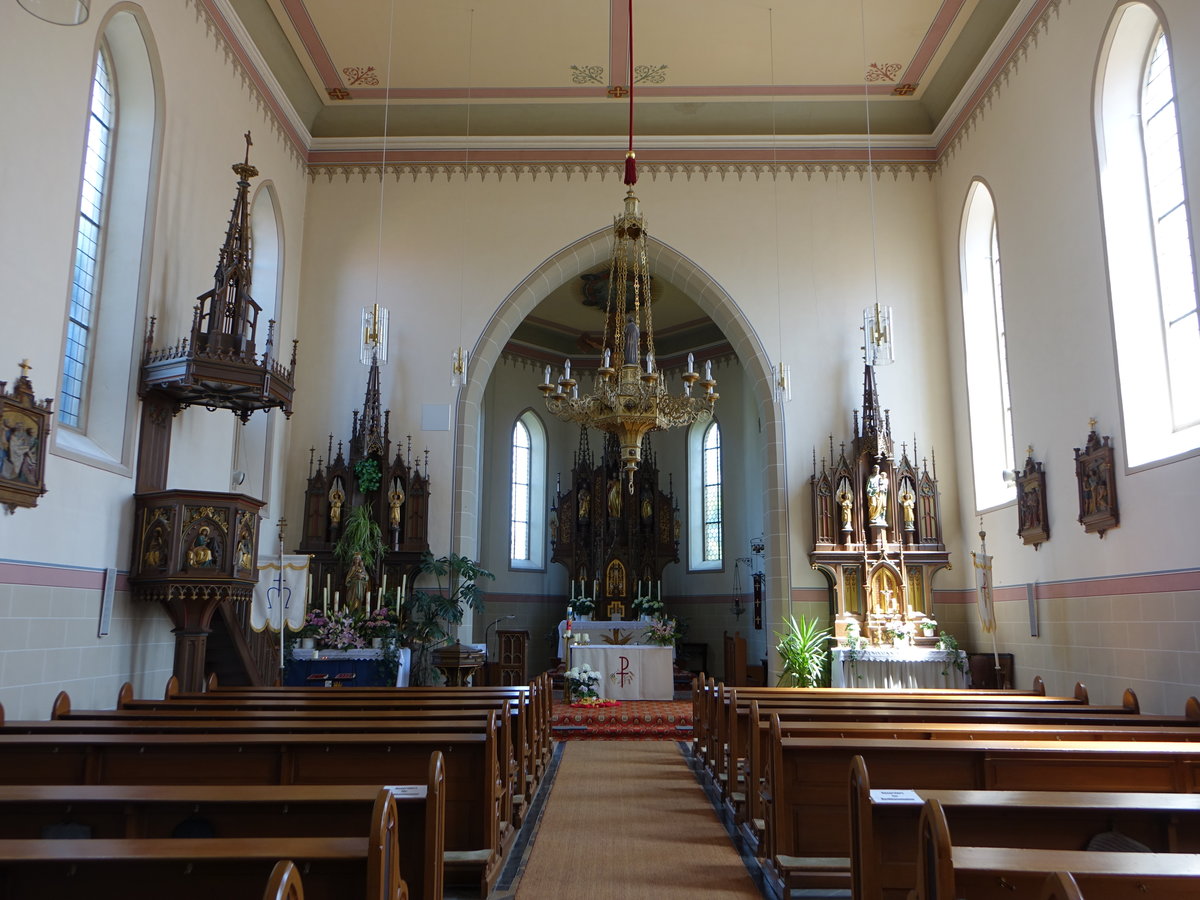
[450,226,791,662]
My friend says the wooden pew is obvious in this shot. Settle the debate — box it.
[736,696,1200,835]
[104,684,542,821]
[695,679,1091,786]
[0,728,503,896]
[761,724,1200,894]
[263,860,304,900]
[146,676,552,794]
[198,674,552,774]
[850,754,1200,900]
[916,798,1200,899]
[0,787,407,900]
[0,752,445,900]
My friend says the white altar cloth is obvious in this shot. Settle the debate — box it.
[831,646,969,689]
[566,644,674,701]
[556,619,653,658]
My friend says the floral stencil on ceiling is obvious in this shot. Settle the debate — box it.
[571,65,606,84]
[343,66,379,86]
[569,65,668,85]
[865,62,902,82]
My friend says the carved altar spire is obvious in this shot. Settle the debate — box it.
[856,361,893,460]
[353,352,387,459]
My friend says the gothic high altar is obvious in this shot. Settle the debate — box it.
[551,427,679,621]
[810,361,951,648]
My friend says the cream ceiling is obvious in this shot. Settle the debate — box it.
[228,0,1022,148]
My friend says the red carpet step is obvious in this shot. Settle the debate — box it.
[550,699,693,740]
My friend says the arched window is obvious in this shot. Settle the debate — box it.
[960,180,1015,511]
[1097,5,1200,466]
[688,418,723,569]
[234,183,284,511]
[510,410,546,569]
[60,46,114,429]
[55,10,159,471]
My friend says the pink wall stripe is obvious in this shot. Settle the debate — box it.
[933,568,1200,605]
[0,561,129,591]
[306,146,936,166]
[904,0,969,84]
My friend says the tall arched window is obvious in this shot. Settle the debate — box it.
[55,10,159,471]
[688,418,723,569]
[960,180,1015,511]
[1097,5,1200,466]
[510,410,546,569]
[60,46,114,428]
[234,183,284,512]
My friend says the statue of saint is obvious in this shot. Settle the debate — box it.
[835,478,853,531]
[578,489,590,521]
[187,526,215,568]
[866,464,889,526]
[608,480,622,518]
[344,552,370,612]
[388,479,405,529]
[328,479,345,526]
[898,485,916,530]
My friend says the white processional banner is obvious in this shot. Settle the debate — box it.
[253,555,311,632]
[971,551,996,633]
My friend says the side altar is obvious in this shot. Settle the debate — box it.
[810,354,952,654]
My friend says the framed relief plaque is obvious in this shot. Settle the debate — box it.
[1015,448,1049,549]
[0,362,53,513]
[1074,422,1119,538]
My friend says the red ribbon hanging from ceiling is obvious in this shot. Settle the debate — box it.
[624,0,637,186]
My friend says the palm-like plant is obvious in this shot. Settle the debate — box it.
[775,615,833,687]
[333,504,384,569]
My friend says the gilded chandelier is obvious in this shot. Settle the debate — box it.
[539,188,717,489]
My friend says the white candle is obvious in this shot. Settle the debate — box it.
[323,586,328,616]
[593,579,598,599]
[401,573,407,598]
[380,573,387,597]
[687,352,695,374]
[544,364,551,384]
[306,572,312,603]
[564,358,571,381]
[571,580,575,600]
[705,359,713,380]
[334,591,340,612]
[658,580,662,602]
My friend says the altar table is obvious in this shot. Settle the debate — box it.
[831,646,969,689]
[286,647,411,687]
[556,619,655,658]
[566,644,674,701]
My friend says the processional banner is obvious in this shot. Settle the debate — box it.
[253,555,311,632]
[971,550,996,633]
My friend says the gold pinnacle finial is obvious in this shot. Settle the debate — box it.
[1088,417,1097,431]
[1026,445,1034,458]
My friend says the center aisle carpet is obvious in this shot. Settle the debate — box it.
[550,699,693,740]
[512,742,762,899]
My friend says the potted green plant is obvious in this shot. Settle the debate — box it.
[775,615,833,687]
[400,552,495,684]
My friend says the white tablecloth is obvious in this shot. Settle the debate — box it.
[831,647,969,689]
[566,644,674,700]
[556,619,653,657]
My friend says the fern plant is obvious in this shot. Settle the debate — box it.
[775,615,833,688]
[334,503,384,569]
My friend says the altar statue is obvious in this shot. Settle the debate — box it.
[866,464,889,525]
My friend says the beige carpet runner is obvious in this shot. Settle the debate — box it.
[515,742,761,899]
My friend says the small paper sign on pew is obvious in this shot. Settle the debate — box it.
[386,785,428,799]
[870,789,923,805]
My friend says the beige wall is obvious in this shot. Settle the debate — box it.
[932,0,1200,711]
[0,0,308,719]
